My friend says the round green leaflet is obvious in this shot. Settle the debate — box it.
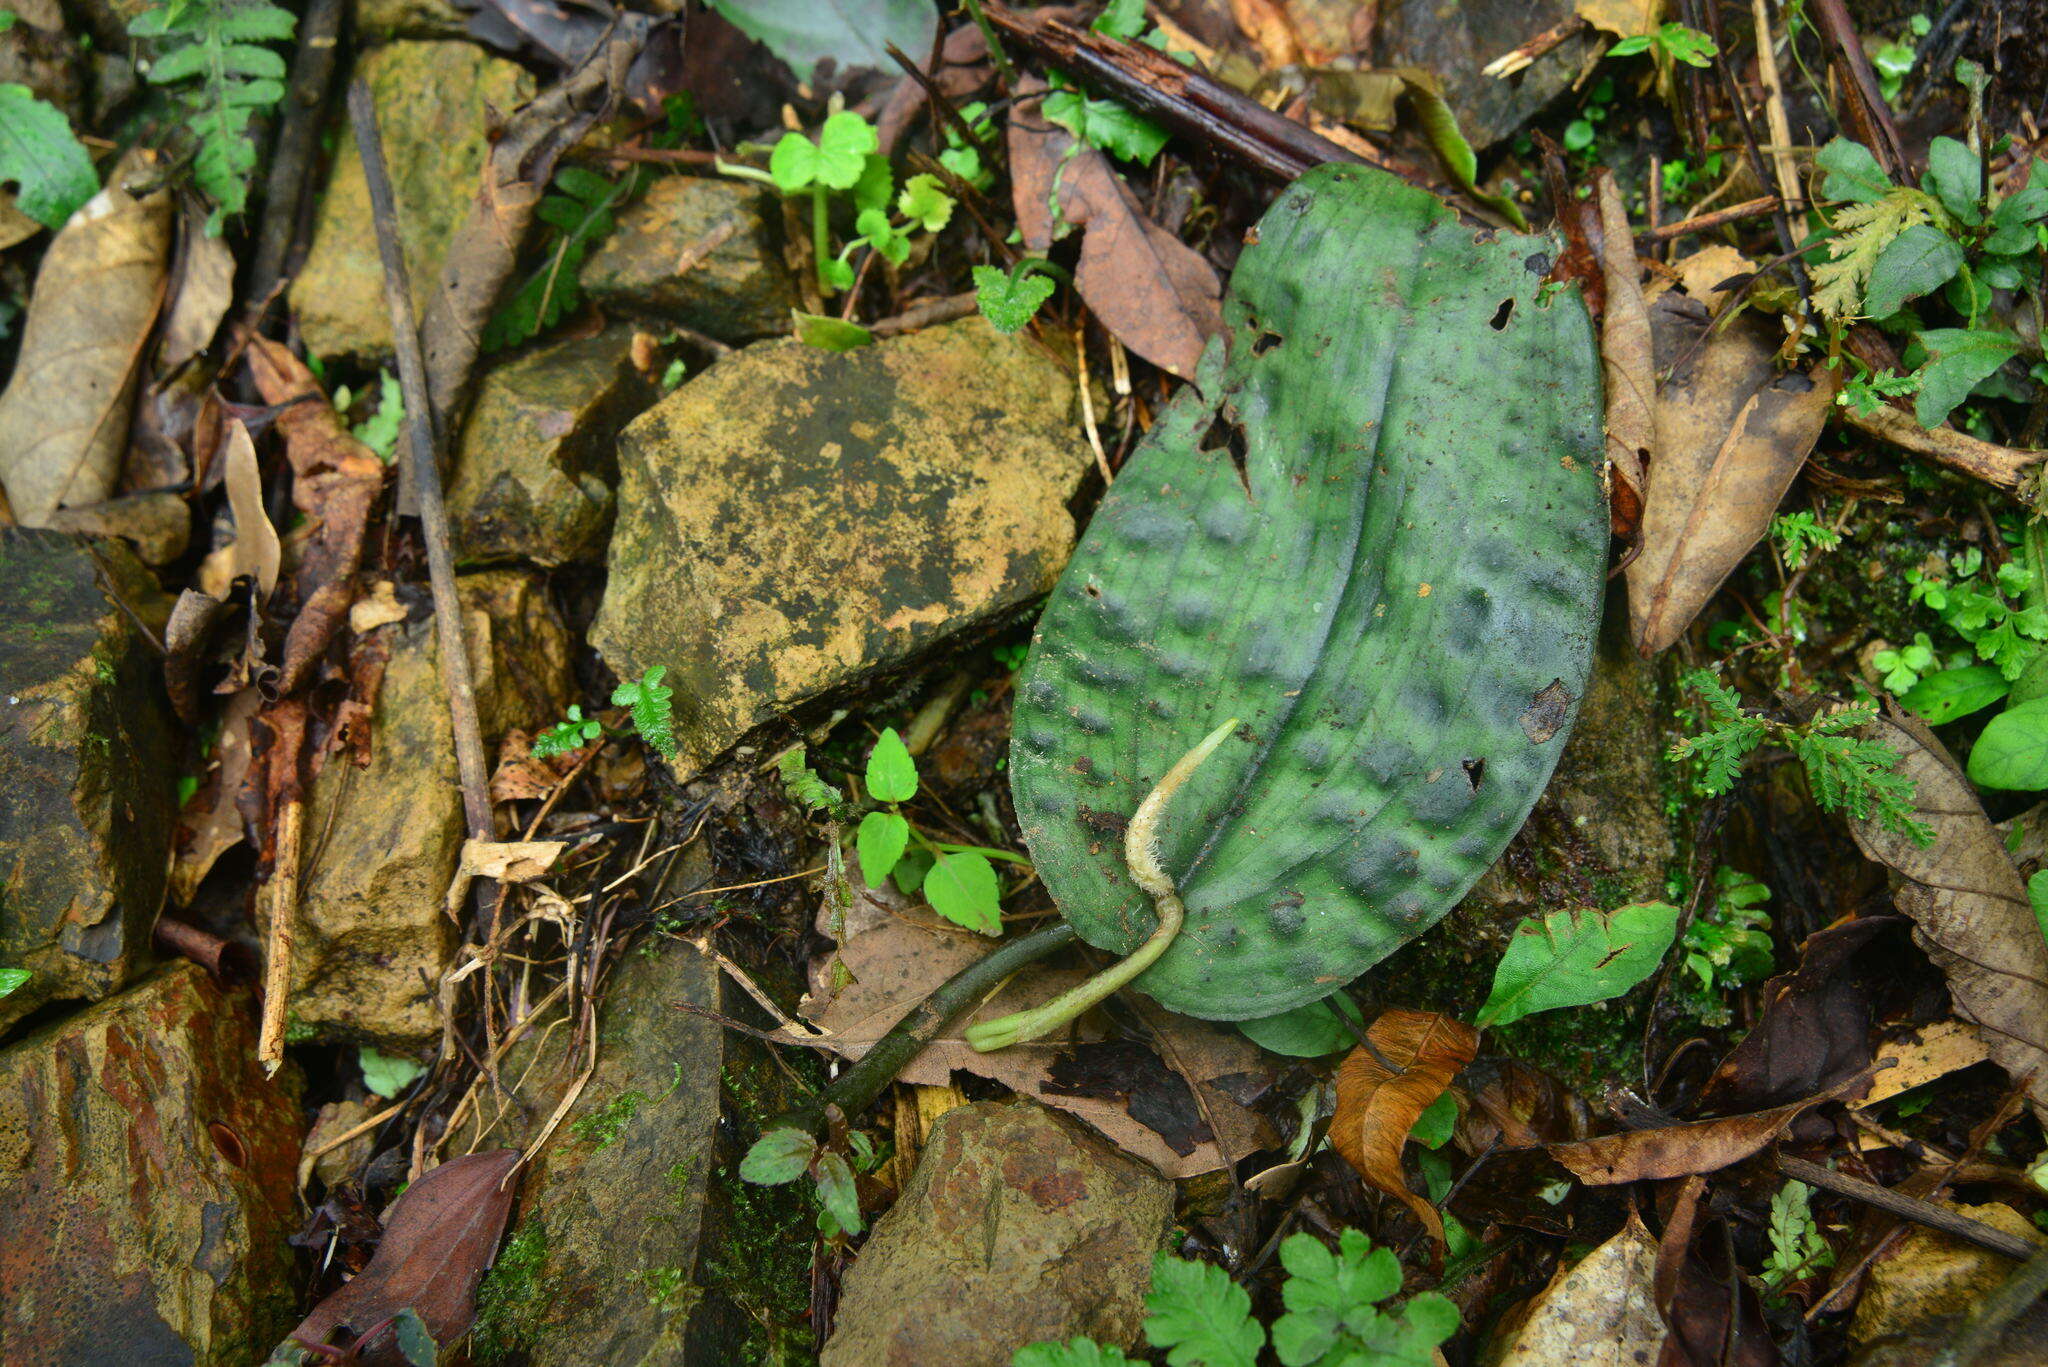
[1006,163,1608,1022]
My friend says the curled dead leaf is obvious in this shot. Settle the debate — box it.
[1594,171,1650,547]
[197,420,281,602]
[1331,1008,1479,1247]
[1547,1071,1869,1185]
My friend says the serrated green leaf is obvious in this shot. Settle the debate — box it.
[897,172,954,231]
[0,84,97,228]
[1862,223,1965,317]
[813,1151,861,1233]
[1237,992,1363,1056]
[360,1045,426,1098]
[1817,137,1892,204]
[740,1127,816,1183]
[1476,902,1680,1029]
[813,111,878,189]
[924,852,1001,935]
[1966,697,2048,789]
[1899,664,2008,724]
[1010,164,1605,1020]
[851,152,893,213]
[1143,1252,1264,1367]
[866,727,918,802]
[1923,136,1983,223]
[705,0,935,82]
[857,811,910,886]
[1012,1339,1135,1367]
[974,263,1057,334]
[1042,89,1169,166]
[1914,327,2022,427]
[1272,1230,1400,1366]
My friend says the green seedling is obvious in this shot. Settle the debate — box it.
[939,100,998,192]
[854,727,1015,936]
[529,667,677,763]
[721,110,955,297]
[1871,14,1932,105]
[531,705,603,759]
[1872,632,1938,693]
[1772,511,1842,572]
[1040,0,1174,168]
[1907,535,2048,681]
[973,257,1069,334]
[484,165,640,351]
[739,1125,865,1236]
[1677,868,1775,1028]
[1761,1180,1834,1290]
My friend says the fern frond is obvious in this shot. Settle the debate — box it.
[129,0,295,231]
[1811,188,1937,320]
[611,666,677,760]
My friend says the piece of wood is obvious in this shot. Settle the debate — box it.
[1777,1154,2038,1261]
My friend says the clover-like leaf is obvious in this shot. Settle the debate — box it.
[974,263,1057,335]
[813,110,878,190]
[897,172,955,231]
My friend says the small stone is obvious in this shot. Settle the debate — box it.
[1850,1202,2046,1349]
[449,326,653,567]
[579,175,795,341]
[823,1100,1172,1367]
[289,42,533,360]
[283,570,570,1045]
[0,963,302,1365]
[0,529,175,1034]
[592,318,1090,779]
[1376,0,1596,150]
[352,0,467,40]
[466,930,814,1365]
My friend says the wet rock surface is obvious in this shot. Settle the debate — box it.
[289,41,533,359]
[468,932,812,1366]
[593,318,1089,779]
[822,1100,1171,1367]
[579,175,794,341]
[1377,0,1597,150]
[0,529,174,1034]
[449,326,652,567]
[283,571,571,1045]
[0,962,302,1366]
[352,0,466,39]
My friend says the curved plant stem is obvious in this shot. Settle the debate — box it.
[779,922,1077,1132]
[964,717,1240,1052]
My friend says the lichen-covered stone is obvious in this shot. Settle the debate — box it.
[822,1101,1171,1367]
[289,42,533,360]
[352,0,467,40]
[284,571,570,1045]
[579,175,795,341]
[592,318,1088,779]
[0,529,174,1034]
[466,935,809,1365]
[449,326,652,567]
[0,963,302,1365]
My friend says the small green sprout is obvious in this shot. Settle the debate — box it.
[531,704,603,759]
[612,666,677,761]
[738,1125,864,1235]
[1762,1180,1834,1289]
[974,258,1069,334]
[1608,22,1718,68]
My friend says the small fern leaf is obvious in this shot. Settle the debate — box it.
[128,0,295,230]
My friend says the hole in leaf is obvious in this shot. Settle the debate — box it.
[1462,757,1486,790]
[1199,416,1251,495]
[1084,583,1102,598]
[1489,298,1515,331]
[1253,331,1283,356]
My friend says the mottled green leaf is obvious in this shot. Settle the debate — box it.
[706,0,935,81]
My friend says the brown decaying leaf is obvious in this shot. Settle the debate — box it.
[1331,1008,1479,1247]
[198,420,282,602]
[1594,170,1650,548]
[1228,0,1303,67]
[1547,1071,1869,1185]
[286,1149,522,1364]
[1453,1056,1591,1152]
[1009,83,1223,380]
[1847,711,2048,1123]
[246,336,388,695]
[1654,1174,1780,1367]
[1493,1212,1667,1366]
[0,153,172,524]
[157,213,236,373]
[792,907,1275,1178]
[1624,287,1840,654]
[169,686,262,906]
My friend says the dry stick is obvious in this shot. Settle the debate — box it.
[1841,400,2044,494]
[1808,0,1909,176]
[244,0,344,318]
[870,291,979,336]
[1750,0,1806,246]
[255,698,308,1076]
[347,81,495,858]
[1778,1154,2039,1261]
[1634,195,1782,244]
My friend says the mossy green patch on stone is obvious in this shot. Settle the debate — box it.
[473,1219,554,1359]
[571,1089,647,1148]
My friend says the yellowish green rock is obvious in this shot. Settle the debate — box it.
[289,42,533,360]
[579,174,795,341]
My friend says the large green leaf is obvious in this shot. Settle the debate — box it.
[706,0,936,81]
[1009,164,1607,1020]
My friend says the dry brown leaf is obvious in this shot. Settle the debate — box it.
[1625,298,1839,653]
[1576,0,1662,39]
[157,214,236,372]
[1594,170,1651,547]
[44,488,191,564]
[286,1149,521,1364]
[0,153,172,524]
[350,580,409,633]
[1010,85,1223,380]
[1847,711,2048,1123]
[1229,0,1303,67]
[1331,1008,1479,1247]
[792,911,1275,1177]
[1492,1212,1667,1365]
[198,420,282,601]
[169,686,261,907]
[1547,1071,1868,1185]
[1862,1022,1992,1109]
[0,194,40,251]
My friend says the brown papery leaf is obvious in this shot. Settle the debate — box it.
[1847,711,2048,1123]
[157,213,236,373]
[1547,1071,1868,1185]
[1331,1008,1479,1247]
[197,421,282,602]
[0,152,172,524]
[1493,1212,1667,1366]
[286,1149,522,1364]
[1625,282,1839,654]
[1593,171,1650,548]
[1010,85,1223,380]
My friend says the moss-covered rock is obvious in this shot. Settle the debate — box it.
[282,571,570,1045]
[289,42,533,360]
[592,318,1090,780]
[0,529,174,1034]
[449,326,653,567]
[0,963,302,1364]
[822,1101,1171,1367]
[351,0,467,40]
[579,175,794,341]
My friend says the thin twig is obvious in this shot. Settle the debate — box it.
[1778,1153,2038,1260]
[347,79,495,858]
[1634,195,1782,244]
[1841,401,2044,494]
[245,0,344,319]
